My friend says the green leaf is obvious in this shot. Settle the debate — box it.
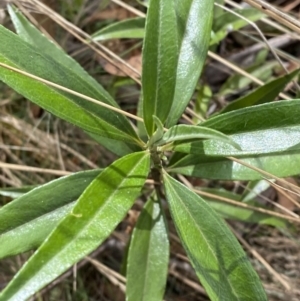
[219,61,278,97]
[142,0,178,135]
[1,203,74,259]
[0,152,150,300]
[157,124,240,150]
[199,188,289,229]
[87,132,141,157]
[0,169,100,259]
[194,83,212,120]
[91,17,145,41]
[168,151,300,180]
[126,197,169,301]
[211,8,265,46]
[220,68,300,113]
[0,23,140,145]
[166,0,214,127]
[148,115,165,146]
[8,4,140,150]
[174,100,300,156]
[7,4,113,98]
[163,173,267,301]
[0,186,35,198]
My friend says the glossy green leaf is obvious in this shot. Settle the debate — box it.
[174,100,300,156]
[157,124,240,150]
[168,151,300,180]
[166,0,214,127]
[92,17,145,41]
[0,169,100,259]
[211,8,265,46]
[142,0,178,135]
[163,173,267,300]
[126,197,169,301]
[0,24,140,145]
[220,68,300,113]
[204,100,300,133]
[0,152,150,301]
[199,188,289,229]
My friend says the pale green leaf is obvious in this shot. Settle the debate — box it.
[91,17,145,41]
[0,170,100,259]
[219,61,278,96]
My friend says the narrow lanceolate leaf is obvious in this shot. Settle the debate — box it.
[168,151,300,180]
[0,170,100,259]
[220,68,300,113]
[126,198,169,301]
[157,124,240,150]
[0,24,140,145]
[91,17,145,41]
[163,173,267,301]
[166,0,214,127]
[7,5,142,152]
[175,100,300,156]
[142,0,178,135]
[0,152,150,301]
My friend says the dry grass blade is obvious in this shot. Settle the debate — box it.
[15,0,141,82]
[244,0,300,35]
[110,0,145,18]
[86,257,126,293]
[227,157,300,195]
[214,2,300,95]
[0,162,71,176]
[194,188,300,223]
[177,175,300,223]
[225,0,300,40]
[207,51,291,100]
[264,179,300,210]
